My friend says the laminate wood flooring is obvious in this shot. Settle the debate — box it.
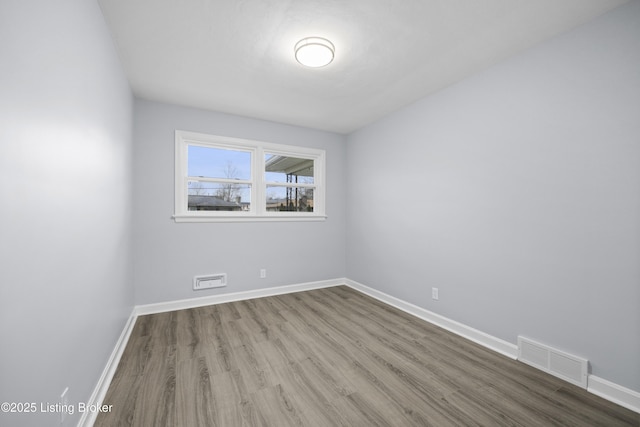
[95,286,639,426]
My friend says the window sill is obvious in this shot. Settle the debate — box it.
[173,214,327,223]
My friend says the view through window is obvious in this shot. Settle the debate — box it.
[175,131,325,221]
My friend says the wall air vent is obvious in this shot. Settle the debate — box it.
[193,274,227,290]
[517,336,588,388]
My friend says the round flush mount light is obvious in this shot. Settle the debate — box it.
[294,37,335,68]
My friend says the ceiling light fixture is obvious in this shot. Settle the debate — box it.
[294,37,335,68]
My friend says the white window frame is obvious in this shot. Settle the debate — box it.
[174,130,326,222]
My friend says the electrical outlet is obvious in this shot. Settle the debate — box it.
[432,287,439,300]
[260,269,266,279]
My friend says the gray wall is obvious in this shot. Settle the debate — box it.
[1,3,636,424]
[346,2,640,392]
[0,1,134,426]
[132,99,347,304]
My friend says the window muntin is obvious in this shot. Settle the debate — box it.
[175,131,325,222]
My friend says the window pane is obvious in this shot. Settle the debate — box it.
[188,146,251,180]
[264,154,314,184]
[188,181,250,211]
[266,186,314,212]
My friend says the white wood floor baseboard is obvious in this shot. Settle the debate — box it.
[343,279,518,359]
[80,279,343,426]
[588,375,640,414]
[344,278,639,415]
[81,277,638,426]
[134,278,344,316]
[78,309,138,427]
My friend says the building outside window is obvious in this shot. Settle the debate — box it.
[174,130,326,222]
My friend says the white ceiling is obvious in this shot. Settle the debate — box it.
[98,0,627,134]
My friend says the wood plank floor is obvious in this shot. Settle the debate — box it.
[95,286,639,426]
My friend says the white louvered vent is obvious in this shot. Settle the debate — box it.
[517,336,588,388]
[193,273,227,290]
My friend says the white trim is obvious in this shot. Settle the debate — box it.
[78,309,138,427]
[174,130,326,221]
[588,375,640,414]
[343,278,518,359]
[135,278,343,316]
[84,278,639,426]
[79,280,341,426]
[172,214,327,223]
[344,279,639,414]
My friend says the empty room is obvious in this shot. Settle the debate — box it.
[1,0,639,426]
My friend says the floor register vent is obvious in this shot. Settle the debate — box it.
[193,273,227,290]
[517,336,588,389]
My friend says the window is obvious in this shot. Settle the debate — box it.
[174,130,326,222]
